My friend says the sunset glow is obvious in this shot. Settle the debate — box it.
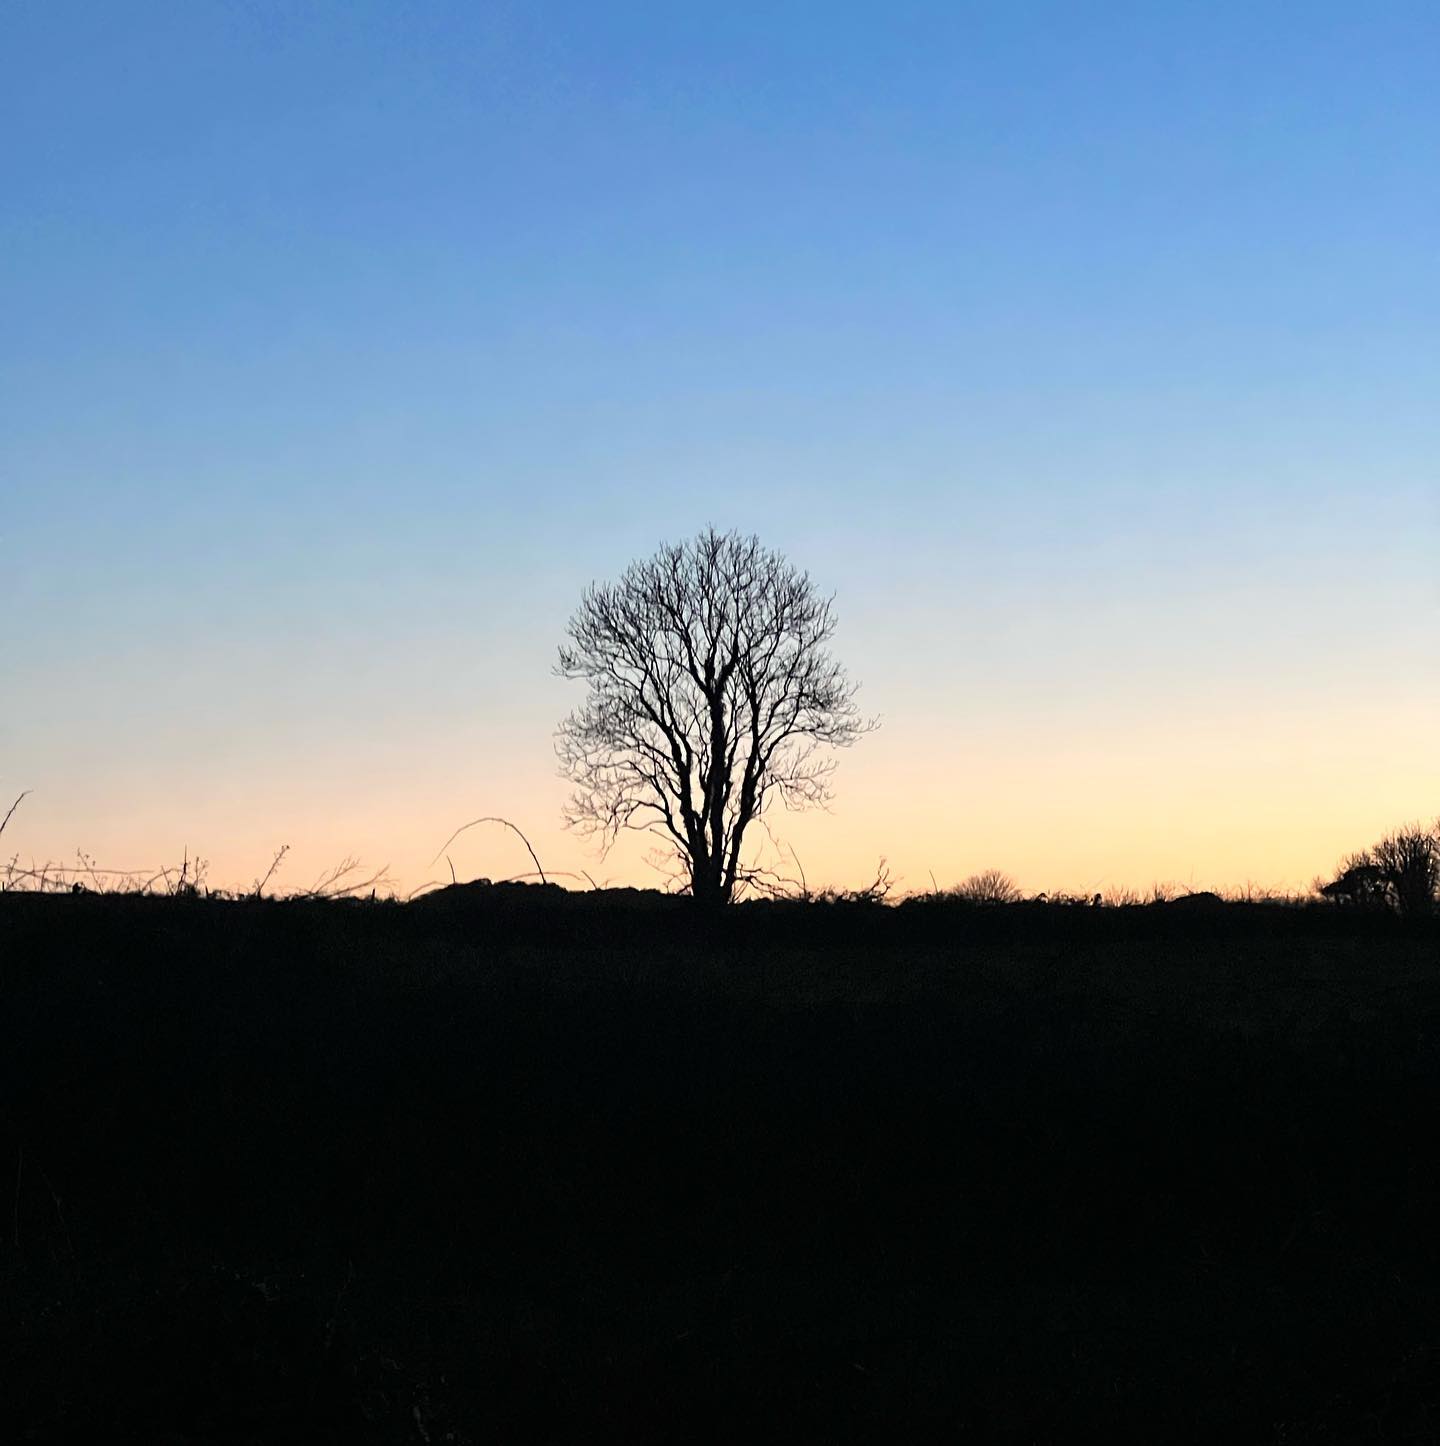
[5,2,1436,899]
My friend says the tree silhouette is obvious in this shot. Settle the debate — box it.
[556,528,874,906]
[1370,825,1439,917]
[1319,825,1440,916]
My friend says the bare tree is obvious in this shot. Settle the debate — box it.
[556,528,875,906]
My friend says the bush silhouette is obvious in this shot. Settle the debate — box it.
[949,868,1024,904]
[1320,823,1440,917]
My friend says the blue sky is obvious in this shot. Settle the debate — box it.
[3,1,1436,894]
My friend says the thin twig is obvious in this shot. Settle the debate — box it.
[429,816,547,885]
[326,866,390,898]
[254,844,290,898]
[304,861,391,899]
[494,869,583,886]
[78,851,105,893]
[790,844,809,900]
[11,862,162,880]
[0,791,31,841]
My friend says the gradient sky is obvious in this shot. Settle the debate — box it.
[4,0,1436,898]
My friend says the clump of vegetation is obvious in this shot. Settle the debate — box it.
[807,857,896,905]
[946,868,1024,904]
[2,842,388,902]
[1318,822,1440,917]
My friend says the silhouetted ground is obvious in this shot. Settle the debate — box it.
[3,887,1439,1442]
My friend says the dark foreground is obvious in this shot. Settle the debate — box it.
[4,887,1440,1442]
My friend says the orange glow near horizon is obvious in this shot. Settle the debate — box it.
[8,685,1433,902]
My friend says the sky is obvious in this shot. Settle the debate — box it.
[3,0,1436,899]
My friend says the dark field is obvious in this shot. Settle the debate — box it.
[4,889,1440,1442]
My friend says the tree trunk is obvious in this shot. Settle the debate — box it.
[690,854,730,909]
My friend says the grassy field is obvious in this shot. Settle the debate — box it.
[4,888,1439,1442]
